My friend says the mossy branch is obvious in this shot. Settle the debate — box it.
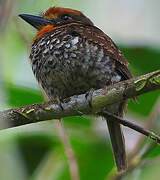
[0,70,159,130]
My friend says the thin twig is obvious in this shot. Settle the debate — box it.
[99,111,160,144]
[14,17,31,52]
[55,120,80,180]
[41,80,80,180]
[0,0,15,31]
[129,98,160,159]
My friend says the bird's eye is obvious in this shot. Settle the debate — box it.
[61,14,72,21]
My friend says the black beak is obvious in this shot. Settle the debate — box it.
[19,14,51,30]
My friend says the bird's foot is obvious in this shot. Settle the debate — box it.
[85,88,94,108]
[55,96,64,111]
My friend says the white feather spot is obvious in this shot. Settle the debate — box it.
[71,37,79,45]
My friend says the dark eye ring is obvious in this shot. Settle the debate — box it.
[61,15,72,21]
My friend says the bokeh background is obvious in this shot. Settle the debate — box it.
[0,0,160,180]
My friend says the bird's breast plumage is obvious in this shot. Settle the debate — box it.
[30,24,122,100]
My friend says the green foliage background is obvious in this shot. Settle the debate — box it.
[0,0,159,180]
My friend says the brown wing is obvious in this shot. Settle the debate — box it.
[74,24,138,102]
[74,24,129,66]
[73,24,137,80]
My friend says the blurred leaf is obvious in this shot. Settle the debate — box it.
[17,133,59,175]
[32,149,71,180]
[1,20,27,80]
[5,83,43,107]
[63,116,92,127]
[69,127,114,180]
[120,46,160,116]
[76,142,113,180]
[128,90,159,116]
[0,131,28,180]
[142,143,160,159]
[121,47,160,75]
[138,157,160,180]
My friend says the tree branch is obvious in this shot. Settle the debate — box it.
[0,70,160,130]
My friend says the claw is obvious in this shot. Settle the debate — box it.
[55,96,64,110]
[85,88,94,108]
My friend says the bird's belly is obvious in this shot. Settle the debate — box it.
[31,35,121,100]
[39,54,121,100]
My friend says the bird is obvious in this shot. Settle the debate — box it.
[19,7,134,172]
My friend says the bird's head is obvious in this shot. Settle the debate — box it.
[19,7,94,40]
